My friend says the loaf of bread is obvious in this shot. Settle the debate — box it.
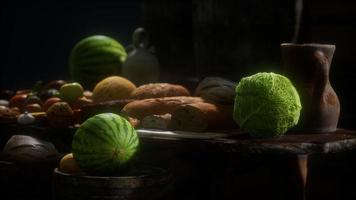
[141,113,172,130]
[122,96,204,119]
[195,77,236,105]
[170,102,237,132]
[131,83,191,99]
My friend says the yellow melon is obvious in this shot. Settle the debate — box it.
[59,153,82,174]
[92,76,136,103]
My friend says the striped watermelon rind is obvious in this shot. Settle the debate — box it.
[69,35,127,89]
[72,113,139,175]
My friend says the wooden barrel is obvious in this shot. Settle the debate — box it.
[52,166,173,200]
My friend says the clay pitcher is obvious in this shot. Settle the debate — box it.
[281,43,340,132]
[122,27,160,86]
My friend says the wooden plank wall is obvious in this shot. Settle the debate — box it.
[143,0,356,129]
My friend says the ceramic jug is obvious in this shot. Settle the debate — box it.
[281,43,340,132]
[122,27,160,86]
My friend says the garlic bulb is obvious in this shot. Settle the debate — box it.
[17,111,36,125]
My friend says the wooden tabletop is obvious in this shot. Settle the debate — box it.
[138,129,356,155]
[3,123,356,155]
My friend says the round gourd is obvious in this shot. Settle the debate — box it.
[69,35,127,89]
[92,76,136,103]
[59,153,82,174]
[72,113,139,175]
[233,72,301,137]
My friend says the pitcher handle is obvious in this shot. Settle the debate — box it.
[133,27,149,49]
[312,50,329,102]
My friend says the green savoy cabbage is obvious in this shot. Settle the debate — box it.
[233,72,301,137]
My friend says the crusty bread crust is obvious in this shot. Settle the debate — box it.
[141,113,172,130]
[122,96,204,119]
[131,83,190,99]
[171,102,237,132]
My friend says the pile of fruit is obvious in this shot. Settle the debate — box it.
[0,75,141,176]
[0,80,92,128]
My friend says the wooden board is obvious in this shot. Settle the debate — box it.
[137,129,239,140]
[139,128,356,155]
[208,129,356,154]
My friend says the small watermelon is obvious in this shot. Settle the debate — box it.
[69,35,127,90]
[72,113,139,175]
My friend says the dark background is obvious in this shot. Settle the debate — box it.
[1,0,356,129]
[1,1,142,90]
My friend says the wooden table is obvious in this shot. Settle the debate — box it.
[138,129,356,200]
[2,124,356,200]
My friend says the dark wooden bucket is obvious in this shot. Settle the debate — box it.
[52,166,173,200]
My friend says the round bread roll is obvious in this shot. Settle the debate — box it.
[1,135,59,165]
[195,77,236,105]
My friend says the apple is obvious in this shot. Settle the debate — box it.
[23,103,42,113]
[43,97,62,112]
[9,94,28,110]
[59,82,84,103]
